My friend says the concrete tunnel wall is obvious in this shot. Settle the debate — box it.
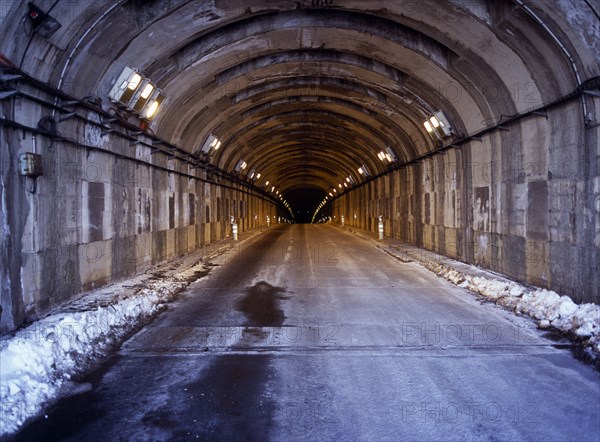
[330,96,599,303]
[0,0,599,333]
[0,104,281,331]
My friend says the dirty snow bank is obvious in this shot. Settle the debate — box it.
[423,259,600,356]
[0,263,206,436]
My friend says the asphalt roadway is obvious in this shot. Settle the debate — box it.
[12,224,600,441]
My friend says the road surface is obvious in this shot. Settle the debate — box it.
[12,224,600,441]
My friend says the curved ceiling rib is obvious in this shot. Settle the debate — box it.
[186,74,425,138]
[212,107,403,183]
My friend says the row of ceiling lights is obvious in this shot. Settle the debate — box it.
[109,67,453,147]
[424,110,453,139]
[199,138,397,222]
[311,154,386,221]
[199,109,453,221]
[107,69,294,216]
[312,111,452,221]
[199,112,451,181]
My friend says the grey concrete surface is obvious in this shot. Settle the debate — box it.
[9,224,599,442]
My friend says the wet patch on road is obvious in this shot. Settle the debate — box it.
[1,388,107,442]
[2,353,124,442]
[143,354,276,441]
[237,281,288,327]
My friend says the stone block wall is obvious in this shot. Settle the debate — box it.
[0,100,279,333]
[332,100,600,303]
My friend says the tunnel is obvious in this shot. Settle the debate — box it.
[0,0,599,440]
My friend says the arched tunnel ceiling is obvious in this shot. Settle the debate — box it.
[3,0,597,220]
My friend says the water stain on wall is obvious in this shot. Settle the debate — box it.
[88,182,105,242]
[474,186,489,232]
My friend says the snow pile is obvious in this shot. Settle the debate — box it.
[0,263,206,436]
[436,263,600,354]
[403,253,600,357]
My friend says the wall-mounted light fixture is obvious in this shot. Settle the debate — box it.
[109,66,165,121]
[109,66,142,105]
[358,165,370,177]
[200,134,222,154]
[249,169,262,181]
[142,90,165,120]
[131,79,155,113]
[424,110,453,139]
[386,147,397,163]
[234,160,247,172]
[377,147,397,164]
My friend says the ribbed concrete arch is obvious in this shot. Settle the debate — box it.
[216,95,411,162]
[155,30,460,145]
[218,118,393,190]
[147,8,452,80]
[233,139,367,186]
[135,7,531,142]
[196,74,426,134]
[155,27,478,137]
[178,64,434,159]
[0,0,598,332]
[218,126,377,192]
[217,49,408,85]
[212,106,402,192]
[197,77,414,147]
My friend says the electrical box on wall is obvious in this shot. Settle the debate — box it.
[19,152,43,177]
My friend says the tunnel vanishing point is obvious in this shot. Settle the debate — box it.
[0,0,599,333]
